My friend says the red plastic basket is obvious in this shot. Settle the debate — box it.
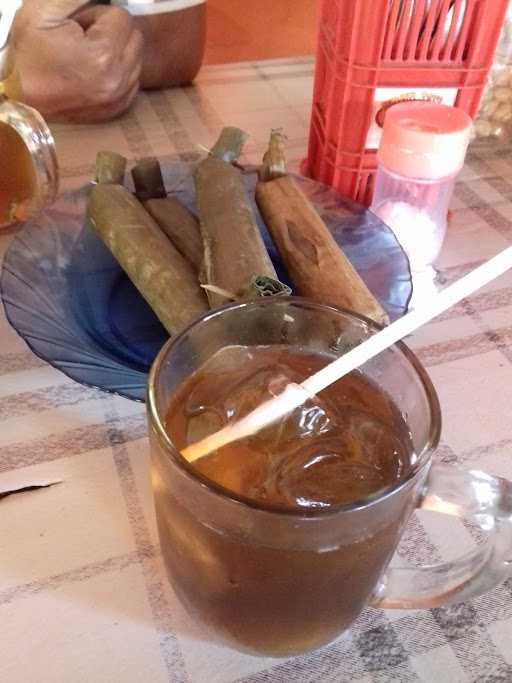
[305,0,510,205]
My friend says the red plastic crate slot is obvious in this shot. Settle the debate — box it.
[354,173,375,206]
[305,131,377,206]
[382,0,484,64]
[320,0,504,68]
[441,0,467,62]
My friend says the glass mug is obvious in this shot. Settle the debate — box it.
[147,299,512,657]
[0,47,58,230]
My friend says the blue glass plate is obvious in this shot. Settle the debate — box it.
[0,162,412,401]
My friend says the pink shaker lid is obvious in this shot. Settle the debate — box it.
[377,102,472,180]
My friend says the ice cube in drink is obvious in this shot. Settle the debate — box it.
[168,345,412,509]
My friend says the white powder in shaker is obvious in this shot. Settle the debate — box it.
[374,200,442,309]
[374,200,444,273]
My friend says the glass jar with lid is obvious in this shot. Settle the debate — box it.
[0,25,59,230]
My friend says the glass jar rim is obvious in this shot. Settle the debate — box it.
[0,98,59,215]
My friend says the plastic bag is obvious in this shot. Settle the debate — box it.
[474,2,512,140]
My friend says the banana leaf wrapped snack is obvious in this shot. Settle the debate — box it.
[256,131,389,326]
[87,154,208,337]
[194,127,286,307]
[95,151,127,185]
[131,158,203,272]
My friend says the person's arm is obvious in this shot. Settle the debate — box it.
[11,0,143,123]
[133,2,206,90]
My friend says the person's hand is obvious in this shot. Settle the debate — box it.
[11,0,144,123]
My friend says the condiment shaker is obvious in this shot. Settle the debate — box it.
[370,101,472,309]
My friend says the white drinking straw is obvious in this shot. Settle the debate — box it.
[181,246,512,463]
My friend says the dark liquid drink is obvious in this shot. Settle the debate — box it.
[153,345,415,656]
[0,121,37,226]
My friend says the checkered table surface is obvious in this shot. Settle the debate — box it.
[1,58,512,682]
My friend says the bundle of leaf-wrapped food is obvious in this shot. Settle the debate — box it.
[86,127,384,346]
[194,127,288,306]
[255,131,389,326]
[131,158,203,272]
[87,152,208,337]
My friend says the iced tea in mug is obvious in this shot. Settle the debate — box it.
[0,46,58,228]
[147,300,512,656]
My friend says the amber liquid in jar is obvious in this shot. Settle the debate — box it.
[0,119,36,226]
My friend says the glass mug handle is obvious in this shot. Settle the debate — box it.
[371,464,512,609]
[0,97,59,227]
